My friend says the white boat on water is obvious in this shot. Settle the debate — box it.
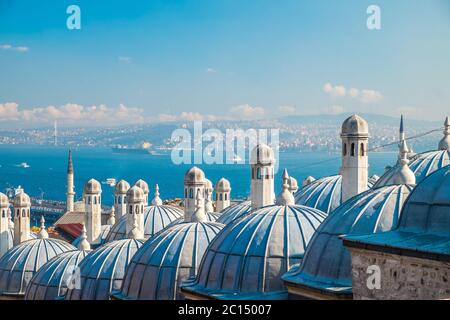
[102,178,117,187]
[17,162,30,168]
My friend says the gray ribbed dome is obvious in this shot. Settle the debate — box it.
[84,179,101,194]
[113,222,223,300]
[0,239,76,297]
[65,239,144,300]
[105,205,183,242]
[205,211,221,222]
[181,204,326,300]
[216,200,252,225]
[374,150,450,188]
[2,227,37,258]
[250,143,275,165]
[283,184,413,297]
[134,179,149,194]
[341,114,369,136]
[24,250,89,300]
[115,180,130,194]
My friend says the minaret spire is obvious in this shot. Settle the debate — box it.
[438,116,450,151]
[276,169,295,206]
[151,184,163,206]
[38,216,49,239]
[78,224,91,251]
[191,190,206,223]
[66,149,75,213]
[399,115,405,142]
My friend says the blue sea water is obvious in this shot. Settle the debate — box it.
[0,145,398,207]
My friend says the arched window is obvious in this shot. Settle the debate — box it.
[129,205,133,214]
[141,205,144,212]
[220,194,223,201]
[343,143,347,156]
[189,188,193,199]
[360,143,365,156]
[16,209,20,218]
[136,206,139,214]
[27,209,30,217]
[2,210,5,218]
[22,209,25,217]
[94,197,97,205]
[118,196,122,204]
[185,188,188,198]
[225,194,228,201]
[351,143,355,156]
[257,168,262,179]
[88,196,91,205]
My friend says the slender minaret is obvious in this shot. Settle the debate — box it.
[107,207,116,226]
[84,179,102,245]
[114,180,130,219]
[438,116,450,151]
[397,115,409,163]
[126,186,145,238]
[66,149,75,213]
[204,179,214,213]
[184,167,206,222]
[13,191,31,245]
[78,224,91,251]
[341,115,369,202]
[393,140,416,186]
[250,144,275,210]
[215,178,231,212]
[0,193,10,257]
[151,184,163,206]
[134,179,149,206]
[191,189,206,223]
[37,216,49,239]
[276,169,296,206]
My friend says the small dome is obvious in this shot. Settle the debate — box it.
[215,178,231,192]
[126,186,145,203]
[250,144,275,165]
[84,179,101,194]
[13,192,31,207]
[181,204,326,299]
[283,184,413,297]
[302,176,316,187]
[0,239,75,296]
[24,250,89,300]
[0,193,9,207]
[205,179,213,190]
[341,114,369,136]
[216,200,252,225]
[374,150,450,188]
[134,179,149,194]
[184,167,206,184]
[65,239,144,300]
[288,177,298,193]
[113,221,223,300]
[295,175,342,214]
[115,180,130,194]
[105,205,184,242]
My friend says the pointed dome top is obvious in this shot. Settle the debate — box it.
[250,143,275,165]
[134,179,149,194]
[115,180,130,194]
[341,114,369,136]
[0,192,9,207]
[84,179,101,194]
[276,169,295,206]
[302,176,316,187]
[438,116,450,151]
[78,224,91,251]
[37,216,49,239]
[107,207,116,226]
[392,140,416,186]
[215,178,231,192]
[151,184,163,206]
[126,186,145,204]
[288,176,298,193]
[184,166,206,184]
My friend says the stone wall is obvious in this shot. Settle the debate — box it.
[348,247,450,300]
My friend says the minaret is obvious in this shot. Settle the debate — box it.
[0,193,10,257]
[215,178,231,212]
[78,224,91,251]
[250,144,275,210]
[276,169,295,206]
[393,140,416,186]
[341,115,369,202]
[397,115,409,163]
[114,180,130,219]
[13,191,31,245]
[126,186,145,238]
[66,150,75,213]
[191,190,206,223]
[37,216,49,239]
[151,184,163,206]
[184,167,206,222]
[438,116,450,151]
[84,179,102,245]
[134,179,149,206]
[204,179,214,213]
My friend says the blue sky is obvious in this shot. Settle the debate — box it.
[0,0,449,127]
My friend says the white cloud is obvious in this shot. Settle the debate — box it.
[323,83,383,104]
[118,56,132,64]
[277,105,297,115]
[156,111,220,122]
[229,104,266,119]
[206,68,217,73]
[327,105,345,115]
[0,44,29,52]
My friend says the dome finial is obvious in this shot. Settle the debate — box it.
[107,207,116,225]
[392,140,416,186]
[191,190,206,223]
[276,169,295,206]
[128,213,143,240]
[151,184,163,206]
[438,116,450,151]
[78,224,91,250]
[38,216,49,239]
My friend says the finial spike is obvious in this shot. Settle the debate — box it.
[78,224,91,250]
[37,216,49,239]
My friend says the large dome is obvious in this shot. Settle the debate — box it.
[374,149,450,188]
[283,184,413,298]
[65,239,144,300]
[216,200,252,225]
[0,239,75,297]
[181,204,326,300]
[24,250,89,300]
[341,114,369,136]
[105,205,184,242]
[112,222,223,300]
